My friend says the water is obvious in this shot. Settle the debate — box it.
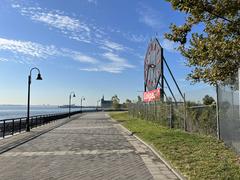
[0,105,81,120]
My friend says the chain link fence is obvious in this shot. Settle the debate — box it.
[129,69,240,153]
[128,101,217,136]
[218,70,240,153]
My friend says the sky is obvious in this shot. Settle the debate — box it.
[0,0,215,106]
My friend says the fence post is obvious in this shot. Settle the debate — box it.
[169,102,173,128]
[183,93,187,131]
[138,103,140,118]
[133,104,135,118]
[143,103,144,119]
[146,102,149,121]
[154,101,157,121]
[216,84,220,140]
[156,101,158,121]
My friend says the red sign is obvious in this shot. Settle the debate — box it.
[143,88,161,102]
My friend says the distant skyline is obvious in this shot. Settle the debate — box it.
[0,0,214,106]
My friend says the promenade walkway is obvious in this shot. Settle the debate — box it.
[0,112,179,180]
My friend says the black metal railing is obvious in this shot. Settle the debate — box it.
[0,110,82,138]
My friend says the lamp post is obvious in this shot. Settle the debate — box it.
[69,92,76,118]
[80,96,85,113]
[26,67,43,132]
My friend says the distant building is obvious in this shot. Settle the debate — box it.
[101,96,113,109]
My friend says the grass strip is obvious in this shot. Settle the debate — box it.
[109,112,240,180]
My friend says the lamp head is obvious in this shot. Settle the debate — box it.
[36,73,42,80]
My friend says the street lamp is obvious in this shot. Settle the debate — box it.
[80,96,85,113]
[26,67,43,132]
[69,91,76,118]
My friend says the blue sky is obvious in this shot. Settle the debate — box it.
[0,0,214,106]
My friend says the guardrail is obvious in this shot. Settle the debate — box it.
[0,110,82,138]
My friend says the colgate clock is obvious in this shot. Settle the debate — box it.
[144,38,163,93]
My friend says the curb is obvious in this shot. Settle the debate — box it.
[108,115,186,180]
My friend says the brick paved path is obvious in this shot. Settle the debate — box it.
[0,112,179,180]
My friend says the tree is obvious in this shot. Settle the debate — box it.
[126,99,132,104]
[137,96,142,102]
[124,99,132,108]
[165,0,240,85]
[111,95,120,109]
[202,95,215,105]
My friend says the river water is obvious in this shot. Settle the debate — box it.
[0,105,82,120]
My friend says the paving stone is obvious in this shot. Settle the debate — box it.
[0,112,179,180]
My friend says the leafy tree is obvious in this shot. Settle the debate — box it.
[122,103,127,108]
[126,99,132,104]
[137,96,142,102]
[165,0,240,85]
[111,95,120,109]
[202,95,215,105]
[125,99,132,107]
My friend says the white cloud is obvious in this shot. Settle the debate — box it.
[0,37,133,73]
[80,66,130,74]
[0,57,9,62]
[73,54,97,64]
[11,3,134,56]
[80,52,135,73]
[161,39,177,53]
[137,4,165,30]
[12,4,93,43]
[126,34,147,43]
[11,4,20,8]
[9,3,136,73]
[31,12,83,32]
[87,0,97,5]
[103,52,125,63]
[62,49,98,64]
[100,40,125,52]
[0,37,58,58]
[100,65,131,73]
[0,37,97,65]
[80,68,100,72]
[103,52,134,68]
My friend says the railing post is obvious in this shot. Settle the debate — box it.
[30,117,32,130]
[19,118,22,133]
[0,111,83,138]
[12,119,14,135]
[3,120,5,138]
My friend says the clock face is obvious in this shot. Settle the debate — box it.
[144,39,162,91]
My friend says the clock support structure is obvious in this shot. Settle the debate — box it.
[160,47,164,100]
[144,38,185,104]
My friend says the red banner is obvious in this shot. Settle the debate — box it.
[143,88,161,102]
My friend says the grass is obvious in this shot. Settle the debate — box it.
[109,112,240,180]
